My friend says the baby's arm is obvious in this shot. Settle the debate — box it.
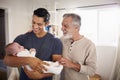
[30,48,36,53]
[29,48,36,57]
[23,48,36,71]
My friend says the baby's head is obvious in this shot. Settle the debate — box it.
[5,42,25,56]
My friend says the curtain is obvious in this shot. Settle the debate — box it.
[113,36,120,80]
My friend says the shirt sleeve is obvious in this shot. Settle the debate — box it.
[79,43,97,76]
[53,38,63,55]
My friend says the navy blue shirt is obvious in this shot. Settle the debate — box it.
[14,31,62,80]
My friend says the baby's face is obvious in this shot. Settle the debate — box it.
[12,42,25,53]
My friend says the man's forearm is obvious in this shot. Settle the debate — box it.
[28,73,53,80]
[24,67,54,80]
[71,62,81,72]
[40,73,53,79]
[4,55,30,67]
[52,54,62,61]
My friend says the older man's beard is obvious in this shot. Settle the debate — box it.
[63,33,72,39]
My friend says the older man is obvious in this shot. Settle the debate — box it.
[59,13,97,80]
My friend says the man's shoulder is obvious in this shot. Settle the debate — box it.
[82,37,95,47]
[16,31,34,39]
[52,37,62,44]
[14,31,34,44]
[46,33,61,41]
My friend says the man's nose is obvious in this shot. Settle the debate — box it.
[33,24,39,29]
[61,26,65,31]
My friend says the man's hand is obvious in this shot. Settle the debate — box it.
[27,57,48,72]
[59,57,80,72]
[59,57,73,68]
[24,66,43,79]
[24,66,54,79]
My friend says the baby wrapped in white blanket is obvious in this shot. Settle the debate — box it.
[17,49,63,74]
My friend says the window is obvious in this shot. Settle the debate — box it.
[56,5,120,46]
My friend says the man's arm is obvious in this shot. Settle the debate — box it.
[4,55,30,67]
[52,38,62,62]
[23,54,62,79]
[52,54,62,61]
[59,43,97,76]
[24,67,53,79]
[59,57,80,72]
[4,55,44,71]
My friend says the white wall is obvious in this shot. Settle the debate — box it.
[0,0,30,43]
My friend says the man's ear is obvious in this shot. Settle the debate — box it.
[74,26,79,31]
[45,22,50,26]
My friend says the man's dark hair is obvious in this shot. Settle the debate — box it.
[33,8,50,22]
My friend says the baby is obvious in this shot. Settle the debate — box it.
[5,42,63,74]
[5,42,36,71]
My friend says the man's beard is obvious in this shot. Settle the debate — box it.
[63,33,72,39]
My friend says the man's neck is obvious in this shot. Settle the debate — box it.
[72,34,83,42]
[36,31,47,38]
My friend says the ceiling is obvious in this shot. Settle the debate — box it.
[57,0,119,9]
[38,0,119,10]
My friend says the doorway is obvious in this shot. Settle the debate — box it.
[0,9,6,59]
